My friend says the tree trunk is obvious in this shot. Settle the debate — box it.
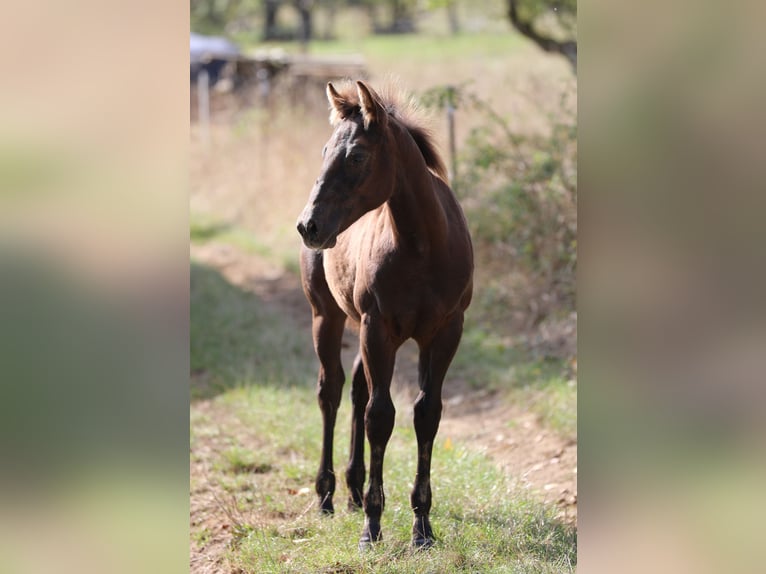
[323,2,337,40]
[446,0,459,35]
[367,3,381,33]
[507,0,577,73]
[294,0,314,45]
[390,0,416,34]
[263,0,280,41]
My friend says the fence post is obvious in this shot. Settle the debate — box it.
[445,85,457,187]
[197,68,210,148]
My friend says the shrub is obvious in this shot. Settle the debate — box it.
[423,85,577,328]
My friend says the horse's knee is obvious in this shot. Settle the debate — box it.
[364,395,395,444]
[317,369,344,411]
[413,392,442,437]
[410,474,432,505]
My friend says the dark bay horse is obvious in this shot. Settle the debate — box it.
[296,80,473,549]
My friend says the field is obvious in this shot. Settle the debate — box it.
[191,19,576,573]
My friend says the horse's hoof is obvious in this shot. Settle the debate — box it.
[358,532,381,552]
[358,535,382,552]
[411,535,435,550]
[319,498,334,515]
[359,521,382,551]
[347,497,363,512]
[411,516,434,549]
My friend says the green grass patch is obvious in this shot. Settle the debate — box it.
[191,212,273,257]
[191,212,303,277]
[452,320,576,437]
[243,27,526,75]
[520,378,577,438]
[190,259,316,400]
[200,385,575,573]
[452,321,565,390]
[220,446,275,475]
[306,31,525,64]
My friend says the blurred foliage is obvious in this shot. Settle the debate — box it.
[191,0,492,39]
[191,0,260,35]
[423,84,577,324]
[190,0,411,37]
[189,0,577,44]
[510,0,576,39]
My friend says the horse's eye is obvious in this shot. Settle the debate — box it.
[322,145,327,158]
[347,152,365,165]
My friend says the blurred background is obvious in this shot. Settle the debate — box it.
[4,1,763,572]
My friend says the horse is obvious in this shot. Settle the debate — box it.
[296,80,473,549]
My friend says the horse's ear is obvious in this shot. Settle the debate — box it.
[327,82,352,121]
[326,82,344,110]
[356,81,386,130]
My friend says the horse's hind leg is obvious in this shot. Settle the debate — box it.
[345,352,368,510]
[301,249,346,514]
[411,311,464,548]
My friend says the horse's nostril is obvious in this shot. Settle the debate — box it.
[297,219,318,241]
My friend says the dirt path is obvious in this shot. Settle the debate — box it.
[190,243,576,571]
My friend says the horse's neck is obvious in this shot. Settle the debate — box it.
[385,127,448,250]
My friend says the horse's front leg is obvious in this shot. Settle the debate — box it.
[358,311,397,549]
[411,311,464,548]
[346,352,368,510]
[311,309,346,514]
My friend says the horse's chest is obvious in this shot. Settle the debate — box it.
[324,255,360,321]
[326,250,426,328]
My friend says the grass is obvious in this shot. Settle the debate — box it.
[220,446,275,475]
[193,382,575,573]
[233,467,576,573]
[304,31,527,64]
[190,259,315,400]
[191,213,271,256]
[451,319,576,438]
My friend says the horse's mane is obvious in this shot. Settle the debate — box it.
[329,80,449,182]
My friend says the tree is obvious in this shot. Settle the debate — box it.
[263,0,280,39]
[191,0,265,36]
[507,0,577,72]
[260,0,317,43]
[425,0,460,35]
[356,0,418,34]
[293,0,315,45]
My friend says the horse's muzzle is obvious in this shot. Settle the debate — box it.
[297,216,337,250]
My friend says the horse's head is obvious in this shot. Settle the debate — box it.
[297,81,395,250]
